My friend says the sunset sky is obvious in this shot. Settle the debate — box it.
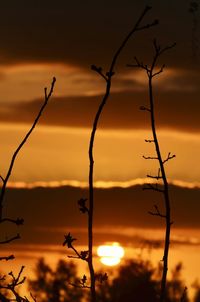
[1,2,200,298]
[0,0,199,188]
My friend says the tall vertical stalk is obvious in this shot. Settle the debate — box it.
[64,7,158,302]
[88,7,158,302]
[128,40,175,301]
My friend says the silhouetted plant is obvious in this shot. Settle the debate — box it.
[165,263,189,302]
[0,265,37,301]
[63,6,158,302]
[28,258,83,302]
[95,260,188,302]
[0,77,56,300]
[0,76,56,253]
[96,259,159,302]
[27,258,189,302]
[128,40,176,301]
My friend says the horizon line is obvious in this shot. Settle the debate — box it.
[5,178,200,190]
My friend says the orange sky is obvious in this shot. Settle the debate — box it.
[0,124,199,187]
[0,1,198,188]
[0,3,200,300]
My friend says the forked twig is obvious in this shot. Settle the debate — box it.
[129,40,175,301]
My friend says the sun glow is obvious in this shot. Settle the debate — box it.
[97,242,125,266]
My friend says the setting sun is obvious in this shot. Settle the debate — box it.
[97,242,125,266]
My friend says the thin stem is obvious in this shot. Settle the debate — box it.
[129,40,175,301]
[0,77,56,220]
[148,42,175,301]
[148,51,173,302]
[88,6,157,302]
[0,234,20,244]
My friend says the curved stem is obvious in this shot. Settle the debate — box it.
[148,74,171,302]
[0,77,56,221]
[87,6,157,302]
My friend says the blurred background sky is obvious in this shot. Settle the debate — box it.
[0,0,199,187]
[1,1,200,297]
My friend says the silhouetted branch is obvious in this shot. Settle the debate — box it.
[91,65,108,81]
[0,233,20,244]
[143,155,158,160]
[0,175,5,183]
[0,254,15,261]
[69,275,91,289]
[0,218,24,225]
[143,183,164,193]
[162,152,176,165]
[0,266,28,301]
[87,6,158,302]
[68,248,89,261]
[139,105,151,112]
[147,174,162,180]
[135,18,159,31]
[30,293,37,302]
[0,77,56,287]
[63,6,158,302]
[152,64,165,77]
[148,205,166,218]
[9,266,26,287]
[153,39,176,56]
[63,233,89,261]
[147,168,162,180]
[0,77,56,220]
[129,40,175,302]
[0,78,55,301]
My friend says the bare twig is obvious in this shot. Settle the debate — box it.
[0,266,31,302]
[143,155,158,160]
[147,174,162,180]
[0,77,55,300]
[129,40,175,301]
[0,254,15,261]
[30,293,37,302]
[148,205,166,218]
[0,77,56,220]
[143,183,164,193]
[0,218,24,225]
[147,168,162,180]
[0,233,20,244]
[162,152,176,165]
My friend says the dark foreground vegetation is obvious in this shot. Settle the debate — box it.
[18,258,200,302]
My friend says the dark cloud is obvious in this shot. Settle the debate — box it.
[0,88,200,132]
[2,185,200,246]
[0,0,198,70]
